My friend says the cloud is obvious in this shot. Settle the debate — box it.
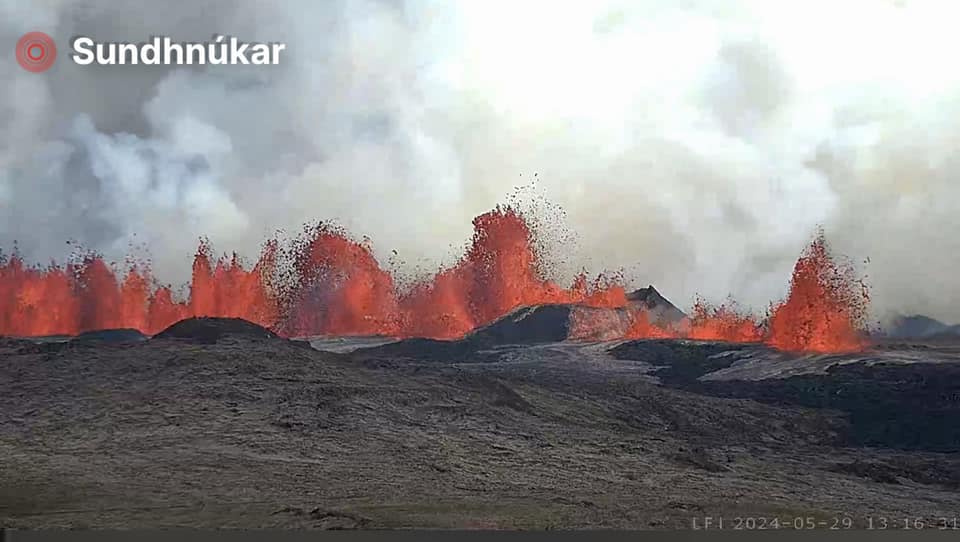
[0,0,957,323]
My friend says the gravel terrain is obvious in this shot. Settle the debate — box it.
[1,318,959,529]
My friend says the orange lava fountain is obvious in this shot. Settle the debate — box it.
[765,231,869,353]
[0,207,870,353]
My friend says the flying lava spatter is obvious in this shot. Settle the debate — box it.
[765,231,870,353]
[0,206,869,352]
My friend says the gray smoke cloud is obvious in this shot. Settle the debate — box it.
[1,0,958,324]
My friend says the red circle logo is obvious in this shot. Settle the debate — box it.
[16,32,57,73]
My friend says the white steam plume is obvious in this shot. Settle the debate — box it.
[0,0,958,323]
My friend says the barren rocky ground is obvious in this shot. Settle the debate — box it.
[1,317,959,529]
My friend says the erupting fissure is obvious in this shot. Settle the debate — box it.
[0,206,869,353]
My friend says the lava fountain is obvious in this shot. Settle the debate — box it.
[0,207,870,353]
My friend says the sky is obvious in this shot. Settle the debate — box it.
[1,0,959,324]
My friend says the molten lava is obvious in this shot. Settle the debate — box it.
[766,232,869,353]
[279,224,400,337]
[0,206,870,353]
[687,298,764,343]
[623,309,674,340]
[394,208,627,339]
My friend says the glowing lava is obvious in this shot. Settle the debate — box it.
[623,310,675,340]
[395,207,627,339]
[0,207,870,353]
[687,298,764,343]
[766,231,869,353]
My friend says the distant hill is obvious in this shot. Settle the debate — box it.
[625,285,687,326]
[929,324,960,341]
[884,315,960,339]
[354,285,686,361]
[460,284,686,346]
[464,304,635,345]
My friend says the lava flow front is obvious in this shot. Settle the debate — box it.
[0,205,869,353]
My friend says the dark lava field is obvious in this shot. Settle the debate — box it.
[2,315,959,529]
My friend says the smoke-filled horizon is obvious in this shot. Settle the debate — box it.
[1,0,958,325]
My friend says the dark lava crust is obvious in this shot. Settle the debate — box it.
[2,318,959,529]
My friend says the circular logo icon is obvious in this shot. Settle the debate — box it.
[16,32,57,73]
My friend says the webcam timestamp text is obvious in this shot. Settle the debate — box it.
[691,515,960,530]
